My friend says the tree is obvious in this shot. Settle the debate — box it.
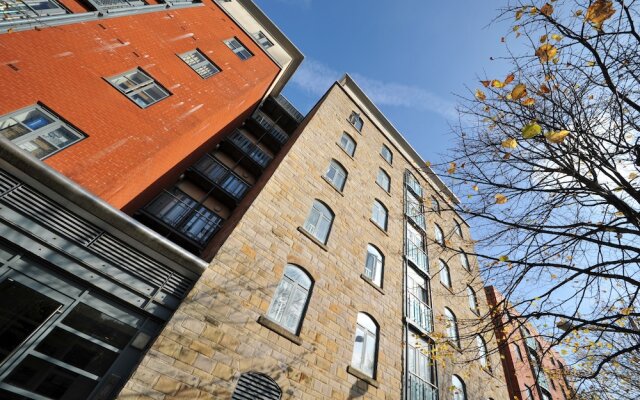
[435,0,640,397]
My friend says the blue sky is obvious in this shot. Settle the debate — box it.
[254,0,515,163]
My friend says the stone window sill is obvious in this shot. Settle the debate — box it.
[369,219,389,236]
[360,274,385,295]
[347,366,379,388]
[257,315,302,346]
[321,175,345,197]
[297,226,329,252]
[335,142,355,160]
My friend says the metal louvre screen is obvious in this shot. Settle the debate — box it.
[231,373,282,400]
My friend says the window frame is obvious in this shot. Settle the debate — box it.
[380,144,393,165]
[266,264,313,335]
[349,111,364,132]
[350,313,378,378]
[224,37,254,60]
[459,249,470,271]
[452,375,467,400]
[302,200,334,245]
[364,244,384,287]
[106,68,170,109]
[467,286,479,315]
[454,220,463,238]
[1,0,67,20]
[376,168,391,193]
[252,31,274,49]
[439,259,451,288]
[371,199,388,231]
[324,159,348,192]
[338,131,357,157]
[513,343,523,361]
[444,307,459,347]
[178,49,221,79]
[0,104,86,160]
[434,223,444,246]
[476,335,489,370]
[431,197,440,214]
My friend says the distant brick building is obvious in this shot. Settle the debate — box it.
[485,286,574,400]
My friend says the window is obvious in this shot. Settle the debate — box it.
[253,31,274,49]
[232,372,281,400]
[1,0,66,20]
[434,224,444,245]
[351,313,378,377]
[444,308,459,347]
[107,68,170,108]
[0,105,85,160]
[324,159,347,192]
[467,286,479,314]
[513,343,523,361]
[224,37,253,60]
[338,132,356,156]
[302,200,334,244]
[460,250,470,271]
[266,264,312,334]
[376,168,390,192]
[371,200,388,231]
[454,220,463,237]
[406,190,426,229]
[477,335,489,369]
[408,334,437,399]
[524,386,534,400]
[439,260,451,288]
[364,245,383,286]
[431,197,440,213]
[178,49,220,79]
[452,375,466,400]
[349,111,363,132]
[406,224,428,272]
[380,145,393,165]
[407,268,432,332]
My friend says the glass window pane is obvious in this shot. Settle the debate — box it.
[267,279,293,325]
[61,303,136,349]
[363,332,376,375]
[282,286,306,331]
[351,326,365,367]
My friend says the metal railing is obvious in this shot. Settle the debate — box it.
[274,94,304,123]
[406,173,424,197]
[252,112,289,145]
[228,130,272,168]
[92,0,144,9]
[407,292,433,332]
[407,373,438,400]
[192,155,250,201]
[406,240,428,274]
[406,201,426,230]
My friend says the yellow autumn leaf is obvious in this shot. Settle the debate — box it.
[551,33,563,41]
[504,73,515,85]
[575,9,583,17]
[495,194,508,204]
[540,34,548,43]
[522,122,542,139]
[472,184,479,192]
[425,161,431,167]
[522,98,535,106]
[545,130,570,143]
[475,89,486,101]
[620,307,634,316]
[503,152,512,160]
[530,6,538,15]
[447,162,456,174]
[515,9,524,20]
[511,83,527,100]
[541,3,553,16]
[629,172,638,180]
[539,84,551,94]
[513,25,520,32]
[502,137,518,149]
[492,79,505,88]
[481,80,491,88]
[614,211,624,217]
[586,0,615,30]
[586,61,596,67]
[498,255,509,262]
[535,43,558,63]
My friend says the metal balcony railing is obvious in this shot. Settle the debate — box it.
[228,130,272,168]
[406,201,426,230]
[406,173,424,197]
[406,240,428,274]
[251,112,289,145]
[407,373,438,400]
[192,155,250,201]
[407,292,433,332]
[274,94,304,123]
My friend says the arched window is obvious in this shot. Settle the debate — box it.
[351,313,378,377]
[477,335,489,369]
[444,308,459,347]
[434,224,444,245]
[324,159,348,192]
[303,200,334,244]
[371,200,388,231]
[339,132,356,156]
[349,111,364,132]
[232,372,282,400]
[454,220,463,237]
[439,259,451,288]
[452,375,466,400]
[380,145,393,165]
[364,244,384,286]
[266,264,313,334]
[459,250,470,271]
[431,197,440,214]
[467,286,478,314]
[408,334,437,396]
[376,168,391,192]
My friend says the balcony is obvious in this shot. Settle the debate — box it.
[137,189,223,252]
[406,200,426,231]
[407,373,438,400]
[274,94,304,123]
[245,112,289,151]
[406,240,428,274]
[407,292,433,333]
[220,130,272,174]
[405,173,424,197]
[188,155,250,206]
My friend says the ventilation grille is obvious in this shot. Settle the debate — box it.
[0,169,194,299]
[231,373,282,400]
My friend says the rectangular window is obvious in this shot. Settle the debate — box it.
[0,105,85,160]
[0,0,66,20]
[253,31,274,49]
[224,38,253,60]
[107,68,170,108]
[179,50,220,79]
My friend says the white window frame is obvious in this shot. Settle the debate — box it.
[178,49,220,79]
[339,132,356,156]
[467,286,479,314]
[0,104,86,160]
[477,335,489,369]
[444,307,459,347]
[460,250,470,271]
[376,168,390,192]
[107,68,170,108]
[351,313,378,377]
[224,37,253,60]
[371,200,388,231]
[434,224,444,245]
[380,144,393,165]
[324,159,347,192]
[349,111,363,132]
[253,31,274,49]
[364,244,383,286]
[439,259,451,288]
[452,375,467,400]
[302,200,333,244]
[266,264,312,334]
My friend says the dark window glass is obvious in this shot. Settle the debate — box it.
[61,303,136,349]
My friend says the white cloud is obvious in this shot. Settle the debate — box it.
[290,59,457,119]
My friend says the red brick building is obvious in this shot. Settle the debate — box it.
[485,286,574,400]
